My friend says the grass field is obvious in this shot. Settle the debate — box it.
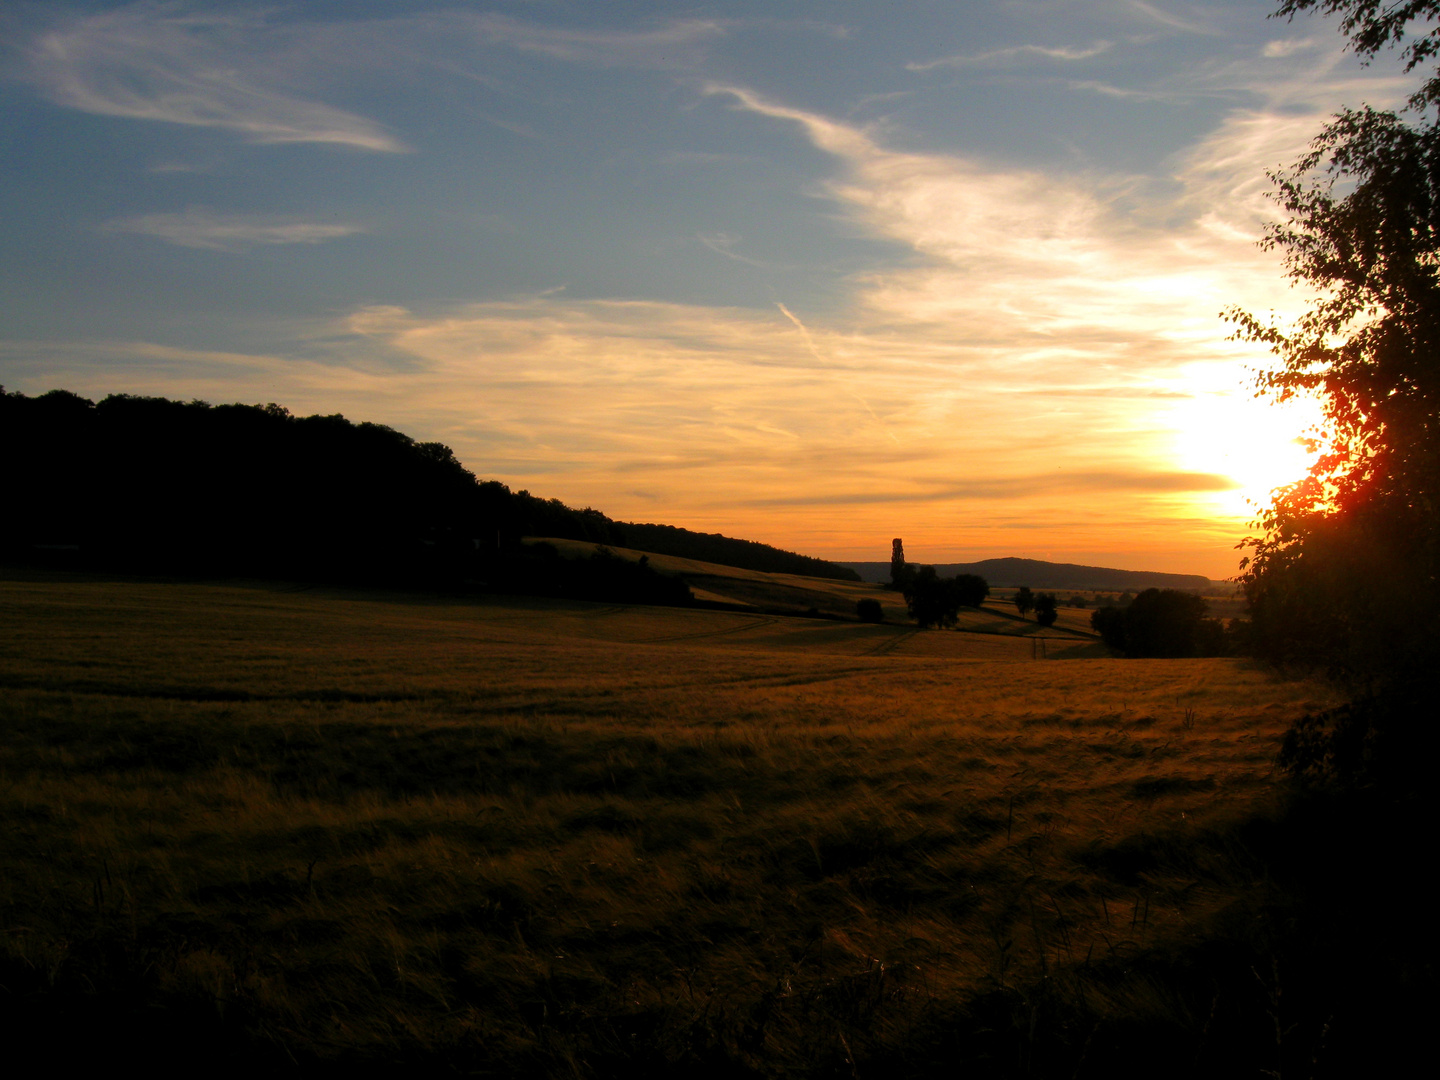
[0,571,1365,1074]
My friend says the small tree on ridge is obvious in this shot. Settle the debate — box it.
[1015,586,1034,619]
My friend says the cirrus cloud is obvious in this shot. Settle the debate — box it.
[103,209,365,251]
[908,40,1113,71]
[17,5,408,151]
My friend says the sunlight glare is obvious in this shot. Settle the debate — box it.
[1167,367,1324,521]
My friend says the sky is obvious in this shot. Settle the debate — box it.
[0,1,1420,578]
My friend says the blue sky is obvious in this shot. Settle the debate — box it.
[0,1,1417,576]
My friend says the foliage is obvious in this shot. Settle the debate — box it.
[1014,586,1034,618]
[1090,605,1126,651]
[901,566,989,628]
[888,538,913,591]
[953,573,990,608]
[1276,682,1440,793]
[1068,595,1088,609]
[855,597,884,622]
[1225,2,1440,780]
[1034,592,1058,627]
[1276,3,1440,101]
[1090,589,1225,658]
[1125,590,1221,658]
[901,565,956,627]
[0,389,857,586]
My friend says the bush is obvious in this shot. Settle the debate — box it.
[953,573,989,608]
[1035,593,1058,627]
[1091,605,1125,650]
[1090,589,1223,657]
[902,567,990,628]
[856,598,883,622]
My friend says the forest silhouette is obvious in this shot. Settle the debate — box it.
[1,388,857,597]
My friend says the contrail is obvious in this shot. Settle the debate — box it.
[776,302,900,445]
[775,302,821,359]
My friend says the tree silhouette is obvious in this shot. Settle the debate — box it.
[1227,2,1440,735]
[953,573,989,608]
[1090,589,1219,658]
[898,568,988,628]
[856,598,883,622]
[1014,586,1034,619]
[1091,605,1126,651]
[903,566,952,628]
[1034,593,1058,627]
[889,538,913,591]
[0,390,862,589]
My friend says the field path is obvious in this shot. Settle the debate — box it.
[866,627,921,656]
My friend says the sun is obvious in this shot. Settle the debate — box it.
[1167,367,1325,521]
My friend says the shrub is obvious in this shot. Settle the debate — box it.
[1034,593,1058,627]
[902,568,990,628]
[1092,589,1223,657]
[1014,586,1034,618]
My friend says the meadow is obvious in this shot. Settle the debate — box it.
[0,569,1381,1075]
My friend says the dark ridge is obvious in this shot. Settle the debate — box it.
[0,388,855,585]
[615,521,859,580]
[841,556,1210,591]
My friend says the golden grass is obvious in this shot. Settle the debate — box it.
[0,573,1336,1072]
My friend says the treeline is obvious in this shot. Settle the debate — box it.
[888,545,990,628]
[889,539,1246,653]
[614,521,858,580]
[900,565,989,628]
[1089,588,1247,658]
[0,389,852,592]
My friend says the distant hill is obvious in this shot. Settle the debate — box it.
[0,388,857,584]
[840,557,1210,592]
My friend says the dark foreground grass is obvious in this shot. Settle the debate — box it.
[0,575,1422,1076]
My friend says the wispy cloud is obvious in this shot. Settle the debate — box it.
[704,81,1280,343]
[1062,79,1186,101]
[18,6,407,151]
[743,470,1238,507]
[696,232,768,267]
[1125,1,1217,36]
[103,210,364,252]
[908,41,1112,71]
[466,14,724,68]
[1263,38,1317,59]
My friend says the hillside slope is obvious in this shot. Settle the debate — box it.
[533,538,899,619]
[842,556,1210,591]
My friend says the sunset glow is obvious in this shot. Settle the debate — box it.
[1168,368,1326,522]
[0,2,1419,579]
